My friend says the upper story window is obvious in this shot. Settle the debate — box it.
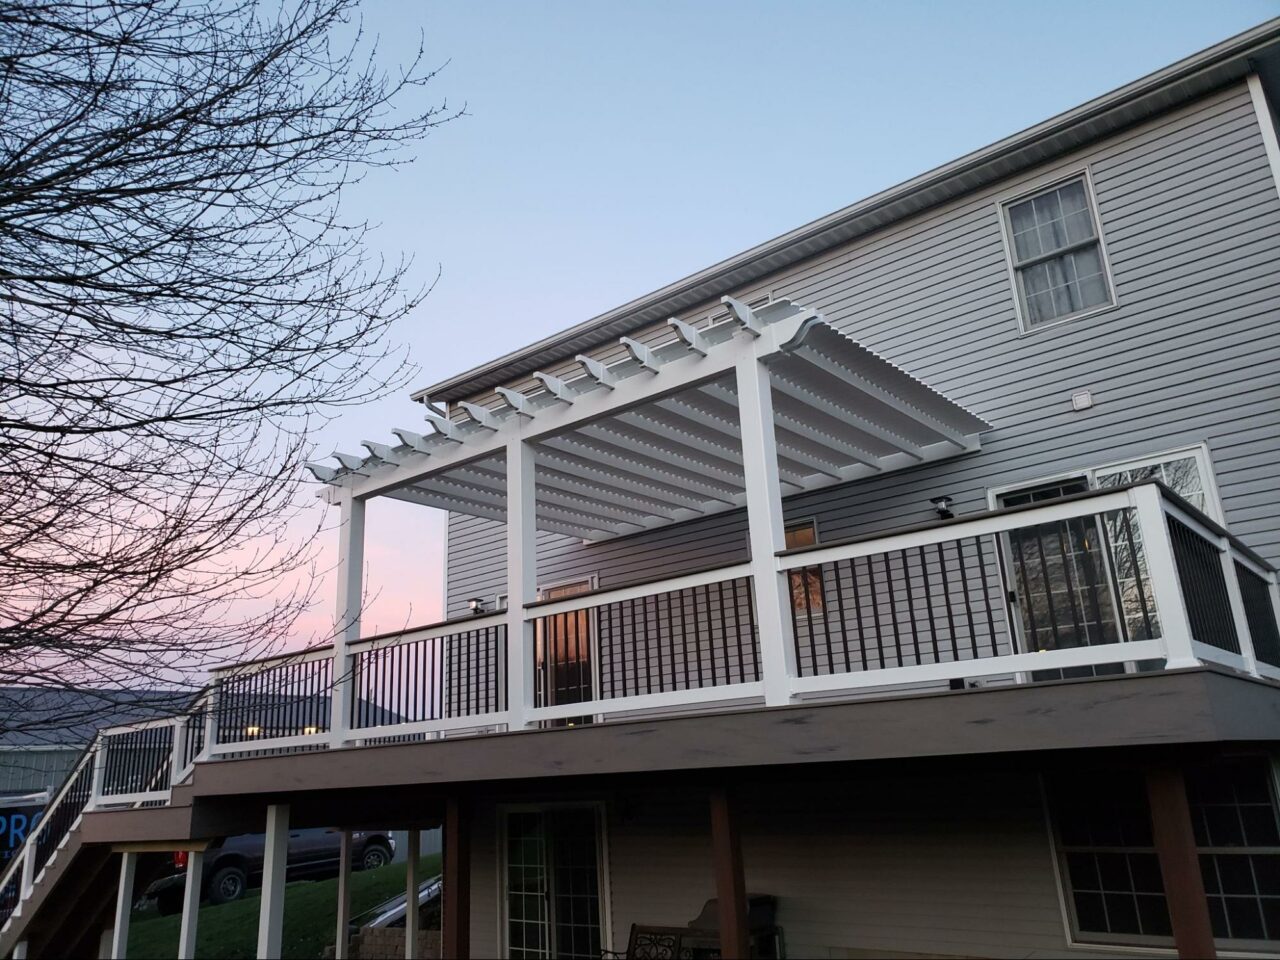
[1002,175,1114,330]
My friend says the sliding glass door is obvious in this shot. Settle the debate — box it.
[504,807,605,960]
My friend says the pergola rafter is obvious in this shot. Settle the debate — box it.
[306,298,991,541]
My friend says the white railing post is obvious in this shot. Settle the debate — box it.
[735,353,797,706]
[19,845,34,901]
[169,716,186,786]
[201,683,218,761]
[89,736,107,811]
[1220,546,1260,677]
[505,436,537,729]
[1129,485,1199,669]
[329,492,365,749]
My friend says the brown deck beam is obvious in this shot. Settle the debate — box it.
[442,797,471,960]
[1146,766,1216,959]
[709,787,749,960]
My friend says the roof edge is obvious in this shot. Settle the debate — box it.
[417,17,1280,404]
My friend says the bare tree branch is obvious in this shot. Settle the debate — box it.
[0,0,459,739]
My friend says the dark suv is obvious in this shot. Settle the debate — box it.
[146,829,395,914]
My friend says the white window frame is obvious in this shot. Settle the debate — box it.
[1041,755,1280,956]
[996,167,1119,335]
[985,443,1223,524]
[497,801,612,959]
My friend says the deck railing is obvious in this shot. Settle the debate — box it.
[4,479,1279,937]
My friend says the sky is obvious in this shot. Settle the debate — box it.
[292,0,1279,643]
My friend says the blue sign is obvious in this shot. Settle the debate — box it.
[0,805,43,863]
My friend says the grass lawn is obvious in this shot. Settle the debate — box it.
[128,854,441,960]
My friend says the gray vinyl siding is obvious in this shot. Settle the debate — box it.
[467,772,1142,959]
[447,80,1280,618]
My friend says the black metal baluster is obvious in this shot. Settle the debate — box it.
[899,551,923,666]
[730,579,747,684]
[1053,521,1087,645]
[955,538,980,659]
[1118,510,1154,640]
[975,537,1002,655]
[917,546,941,663]
[743,577,760,681]
[936,542,959,661]
[831,559,851,673]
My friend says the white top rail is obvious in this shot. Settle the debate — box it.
[776,488,1138,571]
[525,562,754,619]
[347,610,508,656]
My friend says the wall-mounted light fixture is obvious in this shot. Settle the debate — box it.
[1071,390,1094,411]
[467,597,487,615]
[930,496,955,520]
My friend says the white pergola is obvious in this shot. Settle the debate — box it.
[309,296,991,716]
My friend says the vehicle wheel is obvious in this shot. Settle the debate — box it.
[360,842,391,871]
[156,889,183,916]
[207,865,247,905]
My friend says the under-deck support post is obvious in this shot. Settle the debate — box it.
[709,787,749,960]
[736,354,797,706]
[11,940,28,959]
[177,850,204,960]
[257,804,290,960]
[109,851,136,959]
[505,437,537,727]
[1146,766,1216,959]
[443,798,471,960]
[405,829,421,959]
[330,492,365,748]
[334,831,353,960]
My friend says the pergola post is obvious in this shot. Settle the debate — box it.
[257,804,290,960]
[329,493,365,747]
[443,798,471,960]
[109,851,136,959]
[709,787,749,959]
[735,354,797,706]
[334,831,353,960]
[405,829,421,959]
[176,850,204,960]
[505,437,537,727]
[1146,767,1216,959]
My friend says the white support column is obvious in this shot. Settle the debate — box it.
[257,804,290,960]
[330,493,366,749]
[334,831,353,960]
[177,850,204,960]
[405,830,421,960]
[735,354,797,706]
[505,437,537,728]
[19,845,35,900]
[1130,485,1198,669]
[109,851,137,960]
[11,940,28,960]
[1220,546,1260,676]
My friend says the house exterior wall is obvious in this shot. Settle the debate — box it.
[465,771,1146,959]
[445,79,1280,618]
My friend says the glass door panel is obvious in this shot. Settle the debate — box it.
[505,808,603,960]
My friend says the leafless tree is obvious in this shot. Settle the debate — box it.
[0,0,458,739]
